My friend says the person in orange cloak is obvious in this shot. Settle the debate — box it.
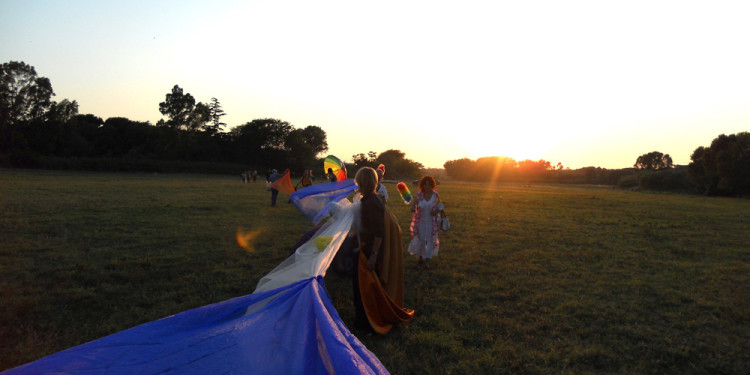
[352,167,414,335]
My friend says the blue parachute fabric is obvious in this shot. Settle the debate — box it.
[3,276,388,375]
[291,180,357,224]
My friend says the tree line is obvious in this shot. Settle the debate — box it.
[1,61,425,179]
[442,137,750,197]
[2,61,747,195]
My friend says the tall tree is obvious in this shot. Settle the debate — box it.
[187,102,209,132]
[0,61,55,125]
[158,85,196,130]
[229,118,293,165]
[375,149,423,179]
[205,97,226,135]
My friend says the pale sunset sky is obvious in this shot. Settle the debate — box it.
[2,0,749,169]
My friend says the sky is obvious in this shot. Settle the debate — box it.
[2,0,749,169]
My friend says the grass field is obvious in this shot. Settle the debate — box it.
[1,169,749,374]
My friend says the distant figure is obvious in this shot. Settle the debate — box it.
[375,168,388,204]
[326,168,337,182]
[407,175,445,270]
[296,170,313,190]
[267,169,283,207]
[241,171,247,183]
[251,170,258,183]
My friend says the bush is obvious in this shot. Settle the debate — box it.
[638,167,691,192]
[617,174,640,189]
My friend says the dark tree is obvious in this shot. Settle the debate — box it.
[688,132,750,196]
[444,158,476,180]
[352,152,377,170]
[634,151,673,170]
[46,99,79,123]
[158,85,196,130]
[374,149,422,179]
[229,118,293,166]
[205,97,226,134]
[187,102,209,132]
[285,126,329,170]
[0,61,55,125]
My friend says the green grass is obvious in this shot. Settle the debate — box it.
[2,170,749,374]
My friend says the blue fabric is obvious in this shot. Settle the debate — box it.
[3,277,388,375]
[290,181,357,224]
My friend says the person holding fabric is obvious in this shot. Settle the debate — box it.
[267,169,283,207]
[352,167,413,335]
[407,175,444,270]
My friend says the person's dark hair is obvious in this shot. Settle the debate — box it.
[355,167,378,195]
[419,175,437,192]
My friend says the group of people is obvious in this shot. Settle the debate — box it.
[263,165,446,336]
[241,170,258,183]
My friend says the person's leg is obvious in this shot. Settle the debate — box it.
[271,189,279,206]
[352,252,368,329]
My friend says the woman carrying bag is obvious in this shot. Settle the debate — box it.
[407,175,445,270]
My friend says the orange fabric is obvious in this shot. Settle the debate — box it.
[358,207,414,335]
[378,207,404,305]
[269,169,296,195]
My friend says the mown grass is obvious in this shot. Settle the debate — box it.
[1,170,749,374]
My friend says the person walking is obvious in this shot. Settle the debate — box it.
[351,167,413,335]
[407,175,444,270]
[267,169,283,207]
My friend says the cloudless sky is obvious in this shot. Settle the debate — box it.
[2,0,749,168]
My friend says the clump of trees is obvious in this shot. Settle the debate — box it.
[0,60,427,178]
[1,61,332,173]
[443,156,561,182]
[634,151,673,170]
[351,149,423,180]
[688,132,750,196]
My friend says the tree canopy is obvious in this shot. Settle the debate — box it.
[1,61,55,125]
[688,132,750,196]
[634,151,673,170]
[444,156,557,182]
[351,149,422,180]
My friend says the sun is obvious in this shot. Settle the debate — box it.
[464,128,553,162]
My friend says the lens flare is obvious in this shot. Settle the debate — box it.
[236,227,262,253]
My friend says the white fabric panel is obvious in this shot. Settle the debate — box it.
[254,200,361,293]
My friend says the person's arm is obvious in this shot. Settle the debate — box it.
[433,192,444,215]
[366,236,383,271]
